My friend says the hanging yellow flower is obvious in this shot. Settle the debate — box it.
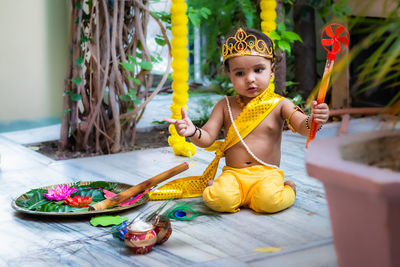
[260,0,277,36]
[169,0,196,157]
[260,0,277,92]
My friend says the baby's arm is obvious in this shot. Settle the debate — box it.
[282,99,329,136]
[164,100,224,148]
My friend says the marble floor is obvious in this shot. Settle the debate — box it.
[2,91,398,267]
[0,124,340,267]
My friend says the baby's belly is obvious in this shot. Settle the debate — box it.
[225,145,280,168]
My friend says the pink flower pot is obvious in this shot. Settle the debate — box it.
[306,130,400,267]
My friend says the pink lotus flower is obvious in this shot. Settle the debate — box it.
[44,185,76,201]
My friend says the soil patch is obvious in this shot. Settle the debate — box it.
[26,126,171,161]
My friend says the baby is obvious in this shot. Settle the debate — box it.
[163,27,329,213]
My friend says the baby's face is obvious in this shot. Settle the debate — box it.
[227,55,273,99]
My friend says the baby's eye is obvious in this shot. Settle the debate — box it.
[235,71,244,76]
[254,68,264,73]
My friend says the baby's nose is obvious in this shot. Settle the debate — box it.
[246,73,255,83]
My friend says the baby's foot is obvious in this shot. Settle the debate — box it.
[207,180,214,187]
[284,180,296,195]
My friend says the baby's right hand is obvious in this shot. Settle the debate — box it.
[164,107,196,137]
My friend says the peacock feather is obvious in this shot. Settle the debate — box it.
[163,200,220,221]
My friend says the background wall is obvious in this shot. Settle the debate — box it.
[0,0,69,130]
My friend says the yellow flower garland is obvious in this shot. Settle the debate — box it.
[169,0,196,157]
[168,0,277,157]
[260,0,277,92]
[260,0,277,36]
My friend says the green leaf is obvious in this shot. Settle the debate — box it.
[138,61,153,70]
[71,187,107,202]
[120,62,135,72]
[200,7,211,18]
[72,78,82,85]
[128,55,136,64]
[28,199,49,210]
[81,35,90,43]
[76,57,84,66]
[277,23,286,33]
[285,81,299,87]
[282,31,302,43]
[188,13,201,27]
[63,90,72,96]
[25,189,47,204]
[277,40,291,53]
[120,95,132,102]
[155,34,166,46]
[150,55,158,63]
[91,181,116,189]
[152,120,167,125]
[72,181,116,191]
[71,93,82,101]
[39,202,82,212]
[269,31,281,41]
[151,11,170,21]
[16,189,48,210]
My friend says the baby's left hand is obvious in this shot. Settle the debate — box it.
[311,101,329,125]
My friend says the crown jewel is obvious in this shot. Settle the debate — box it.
[222,28,274,63]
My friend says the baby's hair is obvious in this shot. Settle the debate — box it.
[223,27,275,72]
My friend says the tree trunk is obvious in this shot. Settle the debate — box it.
[293,0,316,99]
[59,0,171,154]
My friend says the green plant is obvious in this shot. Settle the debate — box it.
[187,0,261,79]
[186,0,302,96]
[192,98,215,127]
[119,54,164,113]
[349,14,400,108]
[269,23,302,55]
[207,74,235,96]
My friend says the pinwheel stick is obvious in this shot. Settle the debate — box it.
[306,57,335,148]
[306,24,349,148]
[89,162,189,210]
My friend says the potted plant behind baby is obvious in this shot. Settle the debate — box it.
[305,1,400,267]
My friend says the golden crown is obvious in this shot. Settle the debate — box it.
[222,28,274,63]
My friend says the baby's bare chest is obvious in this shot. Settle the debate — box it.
[222,107,283,138]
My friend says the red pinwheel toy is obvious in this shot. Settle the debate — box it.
[306,23,350,148]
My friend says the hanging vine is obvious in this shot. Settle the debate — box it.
[60,0,171,154]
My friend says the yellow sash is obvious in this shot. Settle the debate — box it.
[149,84,283,200]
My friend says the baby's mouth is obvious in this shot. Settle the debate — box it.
[247,87,258,93]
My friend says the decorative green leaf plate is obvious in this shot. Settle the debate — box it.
[11,181,148,216]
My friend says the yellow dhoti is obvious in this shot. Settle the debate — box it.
[203,165,295,213]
